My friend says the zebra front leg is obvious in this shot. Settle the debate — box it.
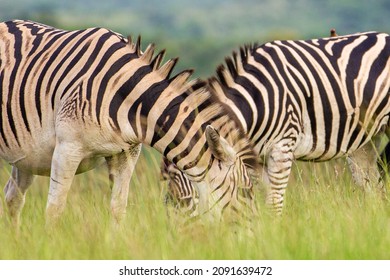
[4,167,34,226]
[264,146,294,215]
[46,142,84,227]
[106,144,141,226]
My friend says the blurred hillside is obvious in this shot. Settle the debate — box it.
[0,0,389,77]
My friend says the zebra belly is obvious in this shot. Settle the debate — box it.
[294,137,347,161]
[291,107,379,161]
[0,148,106,176]
[293,130,376,162]
[0,133,106,176]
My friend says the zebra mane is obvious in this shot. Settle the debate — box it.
[215,43,258,88]
[126,35,142,56]
[208,44,260,170]
[206,78,258,170]
[209,43,258,111]
[126,35,196,92]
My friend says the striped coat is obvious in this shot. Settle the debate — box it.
[163,31,390,214]
[0,20,257,226]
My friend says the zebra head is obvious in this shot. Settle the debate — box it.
[160,158,199,209]
[165,124,257,222]
[161,157,199,215]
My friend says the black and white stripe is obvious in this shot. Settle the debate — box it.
[0,20,257,226]
[162,31,390,215]
[161,157,198,215]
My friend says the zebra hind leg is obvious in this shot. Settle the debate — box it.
[378,141,390,181]
[105,144,141,227]
[4,166,34,227]
[378,125,390,182]
[347,139,385,196]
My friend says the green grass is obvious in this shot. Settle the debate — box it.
[0,149,389,260]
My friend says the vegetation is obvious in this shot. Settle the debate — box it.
[0,150,389,259]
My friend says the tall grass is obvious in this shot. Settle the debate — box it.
[0,148,389,259]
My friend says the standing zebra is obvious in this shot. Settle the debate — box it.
[162,31,390,215]
[0,20,257,226]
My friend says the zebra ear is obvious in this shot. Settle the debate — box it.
[205,125,236,164]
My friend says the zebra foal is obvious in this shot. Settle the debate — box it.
[162,31,390,215]
[0,20,257,226]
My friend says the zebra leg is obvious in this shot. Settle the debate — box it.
[106,144,141,225]
[347,139,383,194]
[46,142,84,226]
[264,145,294,215]
[4,166,34,226]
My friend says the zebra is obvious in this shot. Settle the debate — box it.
[160,156,199,215]
[162,31,390,215]
[161,28,348,214]
[0,20,258,226]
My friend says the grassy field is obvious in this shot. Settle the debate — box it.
[0,147,389,260]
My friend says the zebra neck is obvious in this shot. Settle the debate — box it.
[144,85,246,180]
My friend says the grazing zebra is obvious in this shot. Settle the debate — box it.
[160,157,199,215]
[0,20,257,226]
[162,31,390,215]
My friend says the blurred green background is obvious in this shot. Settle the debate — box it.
[1,0,389,78]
